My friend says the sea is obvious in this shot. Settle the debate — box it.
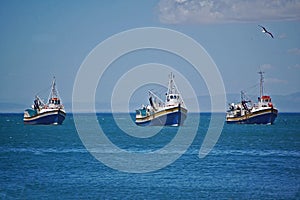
[0,113,299,199]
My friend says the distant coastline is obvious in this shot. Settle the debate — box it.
[1,91,299,113]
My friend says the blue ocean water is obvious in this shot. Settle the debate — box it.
[0,113,299,199]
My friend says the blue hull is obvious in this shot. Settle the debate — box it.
[136,109,187,126]
[226,109,278,125]
[24,110,66,125]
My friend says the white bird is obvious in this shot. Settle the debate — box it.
[258,25,274,38]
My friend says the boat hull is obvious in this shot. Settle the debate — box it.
[135,106,187,126]
[23,109,66,125]
[226,108,278,124]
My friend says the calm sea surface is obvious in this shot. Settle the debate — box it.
[0,113,299,199]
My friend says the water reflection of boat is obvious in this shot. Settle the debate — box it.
[135,73,187,126]
[226,71,278,124]
[23,77,66,125]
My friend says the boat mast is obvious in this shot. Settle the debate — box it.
[258,71,264,98]
[52,77,58,98]
[48,76,58,102]
[167,72,175,94]
[168,72,180,94]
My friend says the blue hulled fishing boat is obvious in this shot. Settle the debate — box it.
[23,77,66,125]
[135,73,187,126]
[226,71,278,124]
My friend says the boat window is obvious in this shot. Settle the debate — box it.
[170,95,173,99]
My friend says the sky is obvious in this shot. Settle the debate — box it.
[0,0,300,112]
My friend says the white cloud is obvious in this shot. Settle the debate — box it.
[158,0,300,24]
[260,64,273,70]
[265,78,288,84]
[288,48,300,56]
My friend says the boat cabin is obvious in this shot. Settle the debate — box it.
[166,93,180,107]
[259,95,273,107]
[261,96,271,103]
[47,97,63,109]
[49,97,61,105]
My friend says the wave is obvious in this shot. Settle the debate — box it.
[2,146,299,158]
[0,147,87,154]
[209,149,300,157]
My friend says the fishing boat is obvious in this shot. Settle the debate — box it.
[135,73,187,126]
[226,71,278,124]
[23,77,66,125]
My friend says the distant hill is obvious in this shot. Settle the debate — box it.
[272,92,300,112]
[1,92,300,113]
[71,92,300,113]
[0,103,27,113]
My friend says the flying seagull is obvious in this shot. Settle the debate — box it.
[258,25,274,38]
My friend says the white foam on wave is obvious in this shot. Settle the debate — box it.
[0,147,87,154]
[210,149,300,157]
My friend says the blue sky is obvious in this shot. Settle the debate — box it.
[0,0,299,112]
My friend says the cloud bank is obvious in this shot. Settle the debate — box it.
[158,0,300,24]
